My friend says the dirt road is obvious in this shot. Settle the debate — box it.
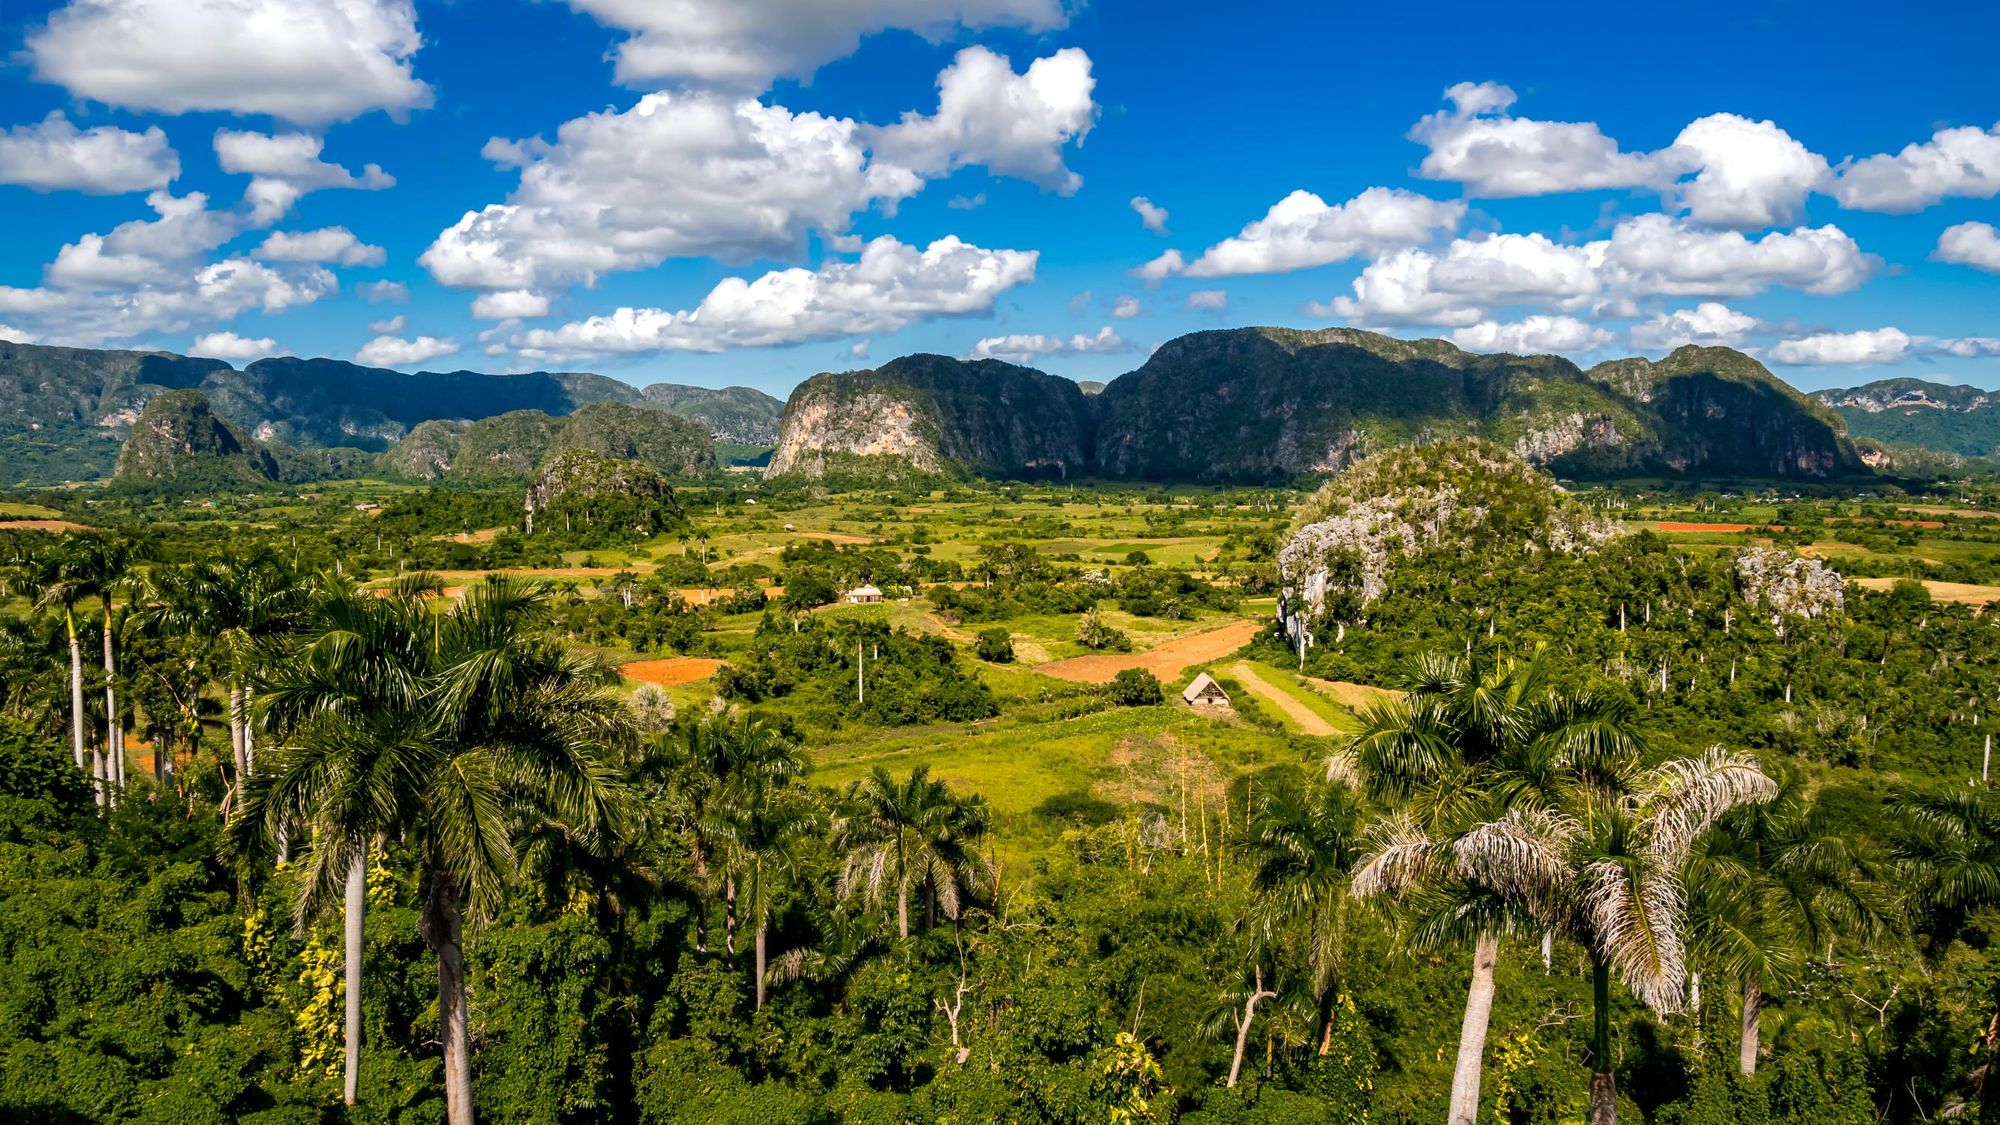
[620,657,726,686]
[1035,619,1263,684]
[1230,662,1336,735]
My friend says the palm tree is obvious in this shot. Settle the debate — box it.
[243,575,431,1105]
[8,538,95,794]
[1345,648,1636,1125]
[1895,788,2000,1120]
[1687,770,1885,1076]
[65,535,135,799]
[247,575,628,1125]
[712,779,819,1010]
[835,765,992,939]
[1246,779,1364,1056]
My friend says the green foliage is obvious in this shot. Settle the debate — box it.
[974,626,1015,663]
[1077,607,1132,652]
[1107,668,1164,707]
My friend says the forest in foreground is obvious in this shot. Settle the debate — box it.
[5,444,2000,1125]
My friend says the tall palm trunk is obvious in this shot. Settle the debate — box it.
[228,683,249,808]
[345,851,367,1105]
[754,920,768,1012]
[1589,957,1617,1125]
[1738,976,1761,1077]
[66,613,87,774]
[1448,930,1500,1125]
[425,873,475,1125]
[724,875,738,963]
[102,613,122,797]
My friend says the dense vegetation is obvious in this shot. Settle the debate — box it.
[4,447,2000,1125]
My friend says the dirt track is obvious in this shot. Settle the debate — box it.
[1230,662,1335,735]
[1034,619,1262,684]
[0,519,93,532]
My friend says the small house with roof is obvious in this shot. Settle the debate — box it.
[845,584,884,604]
[1182,672,1230,707]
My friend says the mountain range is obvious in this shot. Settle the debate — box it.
[0,340,784,485]
[8,330,1996,490]
[769,328,1867,483]
[1812,378,2000,459]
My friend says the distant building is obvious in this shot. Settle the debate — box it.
[1182,672,1230,707]
[846,584,884,604]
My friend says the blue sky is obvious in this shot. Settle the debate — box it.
[1,0,1996,396]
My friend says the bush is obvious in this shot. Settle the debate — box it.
[1124,550,1152,567]
[1077,608,1132,652]
[1034,789,1121,825]
[1107,668,1164,706]
[974,627,1015,663]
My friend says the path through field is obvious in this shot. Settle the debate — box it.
[0,519,94,532]
[1034,618,1262,683]
[1230,662,1335,735]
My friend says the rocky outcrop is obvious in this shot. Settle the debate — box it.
[525,450,683,539]
[382,402,714,481]
[765,355,1095,479]
[1813,377,2000,459]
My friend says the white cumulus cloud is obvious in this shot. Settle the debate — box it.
[563,0,1064,93]
[1629,303,1760,350]
[1830,124,2000,212]
[27,0,431,125]
[1110,295,1141,319]
[253,227,385,267]
[471,290,551,320]
[1769,327,1912,366]
[356,333,458,368]
[1184,289,1227,311]
[511,235,1035,359]
[358,280,408,303]
[191,331,286,360]
[1936,222,2000,272]
[1131,196,1169,234]
[969,325,1128,363]
[1451,315,1614,355]
[1129,249,1183,283]
[367,313,406,334]
[1668,113,1828,229]
[422,49,1091,292]
[1410,81,1665,197]
[0,112,179,194]
[214,131,394,226]
[1176,187,1465,278]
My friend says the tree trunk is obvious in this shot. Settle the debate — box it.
[897,883,910,940]
[724,875,738,963]
[424,874,475,1125]
[1738,976,1761,1077]
[229,684,249,807]
[1448,930,1500,1125]
[754,918,768,1012]
[1226,971,1275,1088]
[345,851,366,1105]
[1589,957,1617,1125]
[102,617,121,798]
[67,618,87,775]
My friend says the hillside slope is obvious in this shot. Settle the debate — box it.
[1814,378,2000,458]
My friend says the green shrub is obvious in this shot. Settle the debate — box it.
[974,627,1015,663]
[1107,668,1164,706]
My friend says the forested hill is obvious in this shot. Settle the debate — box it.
[768,327,1864,483]
[0,340,782,485]
[1815,377,2000,458]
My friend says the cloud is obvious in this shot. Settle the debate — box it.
[424,50,1088,293]
[1942,337,2000,358]
[1174,188,1465,277]
[563,0,1064,93]
[1769,327,1912,366]
[27,0,431,125]
[1829,124,2000,212]
[214,131,394,225]
[367,313,407,334]
[1066,290,1092,315]
[948,192,986,210]
[511,235,1035,359]
[191,330,286,360]
[358,280,408,303]
[865,46,1095,194]
[1451,315,1614,355]
[1410,84,1827,230]
[356,333,457,368]
[1629,302,1759,349]
[848,338,871,358]
[1936,222,2000,272]
[253,226,385,267]
[0,112,179,194]
[1110,295,1141,319]
[470,290,551,320]
[45,190,238,290]
[1184,289,1227,311]
[0,324,38,344]
[969,325,1128,363]
[1131,196,1169,234]
[1410,81,1665,197]
[1129,249,1183,283]
[1320,215,1870,327]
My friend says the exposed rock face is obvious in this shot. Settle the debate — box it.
[111,389,366,488]
[1735,547,1844,630]
[765,354,1095,479]
[525,449,683,538]
[639,384,785,444]
[381,402,715,481]
[1583,347,1863,478]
